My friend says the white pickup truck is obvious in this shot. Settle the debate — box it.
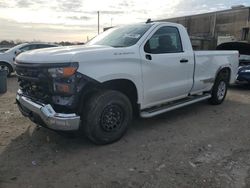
[15,22,239,144]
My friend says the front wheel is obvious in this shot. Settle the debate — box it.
[209,75,228,105]
[81,90,132,145]
[0,63,12,77]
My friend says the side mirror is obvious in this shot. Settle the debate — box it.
[15,49,22,56]
[144,41,151,53]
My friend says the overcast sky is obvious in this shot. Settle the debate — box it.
[0,0,249,42]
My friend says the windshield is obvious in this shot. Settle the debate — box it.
[87,24,153,47]
[5,43,27,53]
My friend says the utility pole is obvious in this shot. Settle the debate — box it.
[212,13,217,38]
[97,11,100,34]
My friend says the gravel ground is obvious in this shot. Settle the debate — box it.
[0,76,250,188]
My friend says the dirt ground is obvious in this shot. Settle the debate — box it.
[0,76,250,188]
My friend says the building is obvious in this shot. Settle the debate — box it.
[157,5,250,50]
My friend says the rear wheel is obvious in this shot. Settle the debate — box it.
[81,90,132,145]
[209,73,228,105]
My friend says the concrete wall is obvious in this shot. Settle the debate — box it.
[158,7,250,50]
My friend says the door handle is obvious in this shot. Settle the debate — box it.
[145,54,152,60]
[180,59,188,63]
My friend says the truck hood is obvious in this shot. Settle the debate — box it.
[16,45,113,63]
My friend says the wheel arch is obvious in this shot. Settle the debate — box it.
[209,67,230,105]
[101,79,140,116]
[78,78,140,116]
[215,66,231,83]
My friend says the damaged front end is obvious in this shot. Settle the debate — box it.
[15,61,91,131]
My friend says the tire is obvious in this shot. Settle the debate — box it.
[209,74,228,105]
[0,62,12,77]
[82,90,132,145]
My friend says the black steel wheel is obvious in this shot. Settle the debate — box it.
[100,104,124,132]
[82,90,132,145]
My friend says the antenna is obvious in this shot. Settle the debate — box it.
[146,18,152,23]
[97,11,100,34]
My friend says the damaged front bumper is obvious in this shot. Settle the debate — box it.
[16,89,81,131]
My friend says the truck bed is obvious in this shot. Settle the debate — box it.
[191,50,239,94]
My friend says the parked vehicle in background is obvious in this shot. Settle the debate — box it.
[0,43,58,76]
[16,22,239,144]
[237,65,250,84]
[216,42,250,65]
[216,42,250,84]
[0,47,10,53]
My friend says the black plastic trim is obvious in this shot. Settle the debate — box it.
[14,61,77,68]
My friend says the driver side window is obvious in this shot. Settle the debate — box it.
[144,26,183,54]
[19,44,37,52]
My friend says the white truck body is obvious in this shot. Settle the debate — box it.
[15,22,239,144]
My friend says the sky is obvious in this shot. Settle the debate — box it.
[0,0,250,42]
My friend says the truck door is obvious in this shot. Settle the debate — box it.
[140,26,194,108]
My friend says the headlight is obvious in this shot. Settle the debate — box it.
[48,62,79,78]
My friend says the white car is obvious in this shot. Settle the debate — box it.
[15,22,239,144]
[0,43,58,76]
[0,47,10,53]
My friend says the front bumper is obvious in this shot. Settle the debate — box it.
[16,89,81,131]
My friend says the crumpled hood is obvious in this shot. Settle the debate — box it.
[16,45,113,63]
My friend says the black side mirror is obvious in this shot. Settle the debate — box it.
[15,49,22,56]
[144,41,151,53]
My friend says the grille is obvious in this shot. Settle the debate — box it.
[16,64,52,102]
[16,66,44,79]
